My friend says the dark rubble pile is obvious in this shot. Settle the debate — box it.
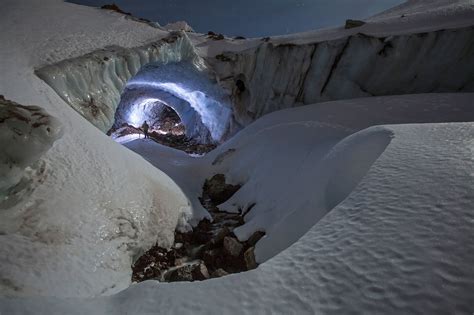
[132,174,265,283]
[109,123,216,155]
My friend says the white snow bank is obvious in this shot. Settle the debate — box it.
[0,0,192,298]
[163,21,195,33]
[122,93,474,264]
[3,119,474,314]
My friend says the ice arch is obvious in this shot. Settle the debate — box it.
[113,61,233,144]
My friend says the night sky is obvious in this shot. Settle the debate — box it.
[68,0,404,37]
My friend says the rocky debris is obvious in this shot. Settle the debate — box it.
[202,174,241,205]
[345,19,366,29]
[262,37,271,42]
[247,231,265,247]
[244,247,257,270]
[132,173,265,283]
[167,262,209,282]
[223,236,243,257]
[207,31,225,40]
[101,3,131,15]
[211,268,229,278]
[109,122,215,155]
[234,36,246,40]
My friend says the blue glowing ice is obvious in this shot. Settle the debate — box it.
[116,61,233,143]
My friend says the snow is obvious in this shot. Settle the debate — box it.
[123,93,474,263]
[0,0,192,298]
[3,97,474,313]
[1,0,474,313]
[0,99,63,196]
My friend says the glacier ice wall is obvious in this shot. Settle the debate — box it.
[211,26,474,126]
[0,97,62,197]
[35,32,205,133]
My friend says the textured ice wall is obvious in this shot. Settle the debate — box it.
[0,97,62,196]
[115,61,233,143]
[211,26,474,126]
[35,32,205,133]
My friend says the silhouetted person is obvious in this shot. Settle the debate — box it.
[142,121,149,139]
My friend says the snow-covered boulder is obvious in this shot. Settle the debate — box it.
[0,97,62,196]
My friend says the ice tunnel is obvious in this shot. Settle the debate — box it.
[112,61,233,144]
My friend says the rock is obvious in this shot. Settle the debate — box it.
[345,19,366,29]
[207,32,225,40]
[211,227,230,246]
[211,268,229,278]
[100,4,131,15]
[223,236,243,257]
[236,79,246,93]
[0,97,63,195]
[192,263,210,280]
[247,231,265,246]
[203,174,241,204]
[168,262,209,282]
[174,257,187,266]
[244,247,257,270]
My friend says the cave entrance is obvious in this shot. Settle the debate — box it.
[109,99,216,154]
[108,61,234,154]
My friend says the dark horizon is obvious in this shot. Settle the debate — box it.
[67,0,405,37]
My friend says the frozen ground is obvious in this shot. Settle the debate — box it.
[1,0,474,314]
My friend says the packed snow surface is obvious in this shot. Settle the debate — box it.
[1,0,474,314]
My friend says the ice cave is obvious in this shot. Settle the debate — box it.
[111,61,233,146]
[1,0,474,314]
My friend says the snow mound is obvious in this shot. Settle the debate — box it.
[0,97,62,196]
[324,127,393,210]
[163,21,195,33]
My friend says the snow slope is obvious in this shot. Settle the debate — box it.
[123,93,474,262]
[0,0,192,298]
[2,95,474,314]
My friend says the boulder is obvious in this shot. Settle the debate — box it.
[168,262,209,282]
[247,231,265,246]
[345,19,366,29]
[203,174,241,204]
[223,236,243,257]
[211,268,229,278]
[202,248,225,267]
[210,226,230,246]
[244,247,257,270]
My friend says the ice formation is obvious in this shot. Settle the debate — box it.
[35,32,206,133]
[114,61,233,143]
[210,27,474,126]
[0,97,63,196]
